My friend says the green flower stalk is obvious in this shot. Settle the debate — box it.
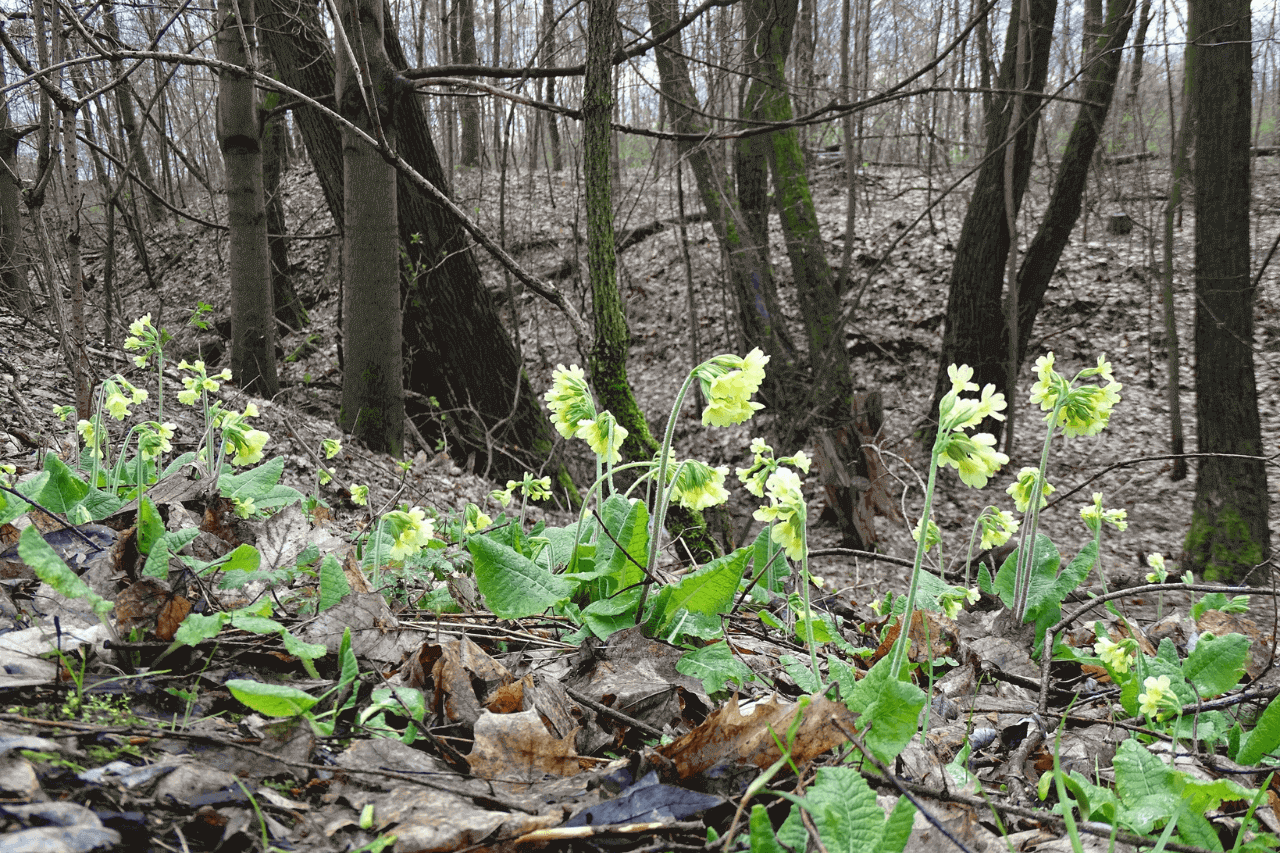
[890,364,1008,678]
[1009,354,1122,622]
[123,314,167,423]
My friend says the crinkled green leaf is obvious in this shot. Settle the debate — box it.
[846,655,925,764]
[174,612,227,646]
[1236,695,1280,765]
[18,526,112,617]
[34,454,90,513]
[226,678,317,718]
[1184,632,1248,698]
[219,456,284,501]
[141,528,201,579]
[469,533,574,619]
[137,495,165,556]
[644,547,748,639]
[318,554,349,612]
[677,643,754,695]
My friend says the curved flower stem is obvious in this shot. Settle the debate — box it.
[646,370,699,577]
[1012,396,1065,622]
[889,440,942,680]
[796,515,823,690]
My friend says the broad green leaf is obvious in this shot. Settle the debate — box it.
[580,588,643,640]
[35,454,90,513]
[79,487,126,521]
[18,526,112,617]
[251,483,305,511]
[801,766,906,853]
[318,554,350,612]
[593,495,648,598]
[224,544,261,572]
[281,630,327,677]
[748,804,787,853]
[469,534,574,619]
[643,547,748,639]
[1114,739,1176,824]
[991,534,1060,612]
[232,614,285,635]
[219,456,284,501]
[226,678,318,718]
[141,528,201,579]
[749,525,788,600]
[539,521,596,571]
[159,451,199,481]
[1183,632,1248,698]
[881,793,918,853]
[677,643,754,694]
[1236,695,1280,765]
[780,655,822,694]
[174,612,227,646]
[847,655,925,764]
[0,486,31,525]
[137,495,164,556]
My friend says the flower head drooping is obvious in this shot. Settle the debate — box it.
[138,422,176,461]
[492,473,554,507]
[77,419,104,459]
[1006,466,1055,513]
[667,459,730,511]
[1093,626,1134,674]
[382,507,436,561]
[1146,552,1169,584]
[576,410,628,465]
[349,484,369,506]
[544,364,596,440]
[219,403,270,466]
[463,503,492,535]
[1138,674,1175,718]
[176,360,228,406]
[736,437,810,498]
[752,466,807,561]
[934,364,1009,489]
[977,508,1019,550]
[1081,492,1128,534]
[695,348,770,427]
[912,517,942,553]
[1029,352,1123,438]
[103,378,147,420]
[322,438,342,460]
[123,314,166,369]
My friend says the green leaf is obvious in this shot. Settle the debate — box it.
[226,678,318,718]
[141,528,201,579]
[0,486,30,525]
[644,547,748,640]
[281,630,327,678]
[174,612,227,646]
[846,655,925,764]
[469,534,574,619]
[35,454,90,513]
[749,525,788,600]
[592,495,648,598]
[748,804,787,853]
[318,554,350,612]
[677,643,754,695]
[1183,632,1248,698]
[1114,739,1177,825]
[780,655,822,694]
[18,526,113,617]
[580,588,643,640]
[1236,695,1280,765]
[538,520,596,571]
[219,456,284,501]
[137,496,165,556]
[79,488,126,521]
[798,767,911,853]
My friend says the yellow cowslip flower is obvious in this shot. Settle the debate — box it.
[386,507,435,561]
[1081,492,1127,533]
[978,508,1018,549]
[1093,633,1132,674]
[576,411,627,465]
[1138,675,1174,718]
[670,460,730,511]
[544,364,595,439]
[1007,467,1054,513]
[753,467,807,561]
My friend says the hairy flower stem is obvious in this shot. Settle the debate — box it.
[889,445,941,679]
[1011,395,1066,622]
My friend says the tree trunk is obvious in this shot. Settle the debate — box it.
[262,58,307,329]
[646,0,798,403]
[0,41,30,313]
[456,0,482,167]
[259,0,565,483]
[1014,0,1134,360]
[102,0,165,224]
[929,0,1056,441]
[217,0,279,398]
[1186,0,1271,582]
[337,0,404,454]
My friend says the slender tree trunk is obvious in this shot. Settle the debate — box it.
[1013,0,1135,383]
[1186,0,1270,582]
[218,0,279,398]
[930,0,1056,441]
[337,0,404,453]
[102,0,164,224]
[1123,0,1153,123]
[60,37,91,420]
[262,58,307,329]
[457,0,482,167]
[0,39,30,313]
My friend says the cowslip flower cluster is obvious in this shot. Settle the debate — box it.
[137,421,176,461]
[938,585,980,620]
[753,467,807,561]
[464,503,492,534]
[491,472,554,506]
[1093,627,1134,674]
[123,314,163,368]
[1007,466,1055,513]
[544,365,627,464]
[1081,492,1127,533]
[977,507,1019,550]
[1138,674,1176,718]
[736,438,810,498]
[693,348,769,427]
[1146,552,1169,583]
[662,455,730,511]
[912,517,942,552]
[176,360,231,406]
[382,507,436,561]
[217,403,270,466]
[1029,353,1123,438]
[936,364,1009,488]
[104,378,147,420]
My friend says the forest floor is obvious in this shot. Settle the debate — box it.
[0,148,1278,852]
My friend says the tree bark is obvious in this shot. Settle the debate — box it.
[0,40,30,313]
[258,0,564,483]
[217,0,279,398]
[929,0,1056,441]
[456,0,482,167]
[1186,0,1271,582]
[102,0,165,224]
[262,58,307,329]
[1013,0,1134,361]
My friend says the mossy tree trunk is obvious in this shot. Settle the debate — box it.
[1186,0,1271,582]
[217,0,279,398]
[337,0,403,454]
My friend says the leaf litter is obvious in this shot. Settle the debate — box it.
[0,157,1277,852]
